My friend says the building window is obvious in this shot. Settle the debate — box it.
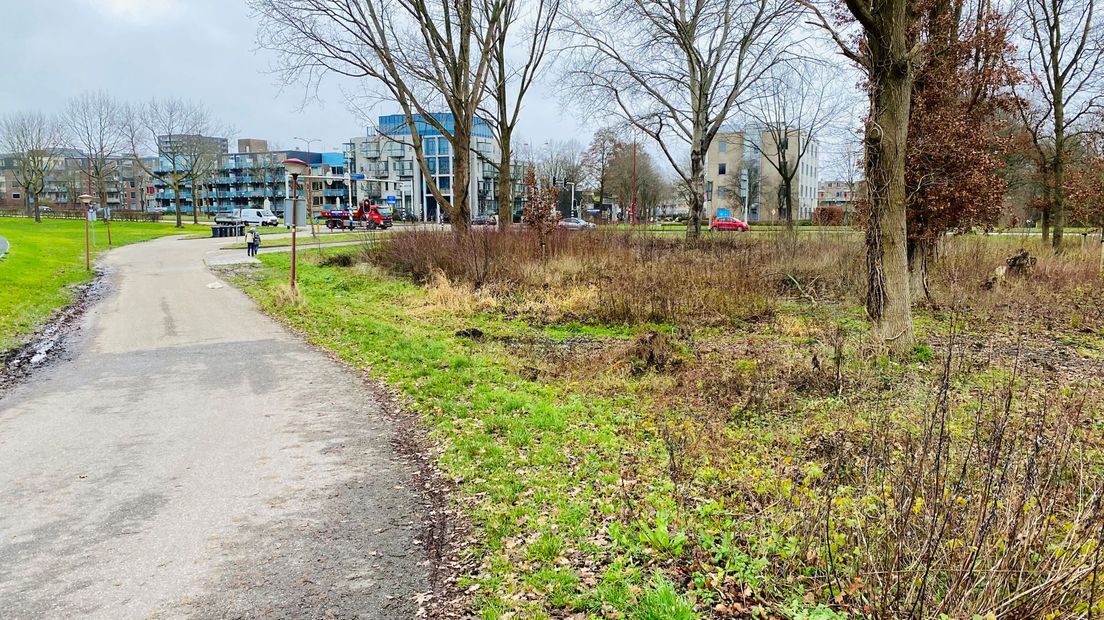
[12,192,20,200]
[719,140,727,153]
[718,163,727,175]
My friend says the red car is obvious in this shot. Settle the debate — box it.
[709,216,749,232]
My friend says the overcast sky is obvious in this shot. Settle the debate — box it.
[0,0,586,154]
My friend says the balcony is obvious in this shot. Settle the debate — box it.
[385,143,406,158]
[360,144,381,158]
[394,161,414,177]
[368,161,389,177]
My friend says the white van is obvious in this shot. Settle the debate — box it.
[236,208,279,227]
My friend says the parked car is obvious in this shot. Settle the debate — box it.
[471,214,497,226]
[709,216,749,232]
[557,217,596,231]
[147,207,168,215]
[239,208,280,226]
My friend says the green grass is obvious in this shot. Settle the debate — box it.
[233,252,650,617]
[0,218,208,352]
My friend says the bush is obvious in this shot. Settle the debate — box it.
[812,206,845,226]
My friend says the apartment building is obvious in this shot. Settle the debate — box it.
[818,180,859,209]
[347,113,508,222]
[0,150,157,211]
[157,134,229,157]
[151,138,350,215]
[704,128,819,222]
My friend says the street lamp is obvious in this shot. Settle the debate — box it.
[78,194,94,271]
[283,158,310,291]
[293,137,320,153]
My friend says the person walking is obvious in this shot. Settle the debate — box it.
[246,227,261,257]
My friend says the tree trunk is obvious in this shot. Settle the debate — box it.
[1040,199,1051,242]
[598,173,606,222]
[1052,143,1066,251]
[100,183,112,246]
[907,236,934,303]
[498,133,512,231]
[32,192,41,223]
[781,178,795,231]
[174,183,183,228]
[864,5,916,353]
[451,118,473,234]
[193,182,201,225]
[686,148,705,240]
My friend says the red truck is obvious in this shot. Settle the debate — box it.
[319,200,394,230]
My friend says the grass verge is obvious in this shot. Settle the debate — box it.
[0,218,208,352]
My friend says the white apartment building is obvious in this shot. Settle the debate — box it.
[704,127,819,222]
[346,113,504,222]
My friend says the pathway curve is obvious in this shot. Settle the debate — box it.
[0,235,428,619]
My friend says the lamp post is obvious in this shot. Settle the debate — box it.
[283,158,309,291]
[293,137,319,154]
[79,194,93,271]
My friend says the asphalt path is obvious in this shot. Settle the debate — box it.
[0,236,428,618]
[0,236,8,258]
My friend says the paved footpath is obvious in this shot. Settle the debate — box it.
[0,236,427,619]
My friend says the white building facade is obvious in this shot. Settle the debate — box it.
[346,114,503,222]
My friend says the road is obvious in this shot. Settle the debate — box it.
[0,236,429,618]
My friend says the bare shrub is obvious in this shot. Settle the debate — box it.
[806,333,1104,617]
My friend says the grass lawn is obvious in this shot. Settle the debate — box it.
[230,233,1104,618]
[0,218,208,353]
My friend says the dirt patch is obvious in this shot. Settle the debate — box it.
[0,272,107,397]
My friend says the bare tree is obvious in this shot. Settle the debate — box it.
[1014,0,1104,249]
[580,128,623,218]
[251,0,508,233]
[482,0,561,230]
[607,142,667,223]
[178,133,226,224]
[802,0,921,352]
[562,0,798,239]
[65,91,127,243]
[0,112,65,223]
[535,139,584,185]
[123,99,224,228]
[745,61,851,230]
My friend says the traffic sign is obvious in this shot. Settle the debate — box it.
[385,195,397,205]
[350,173,366,181]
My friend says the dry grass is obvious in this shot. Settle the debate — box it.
[370,229,869,326]
[369,229,1104,336]
[269,283,305,309]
